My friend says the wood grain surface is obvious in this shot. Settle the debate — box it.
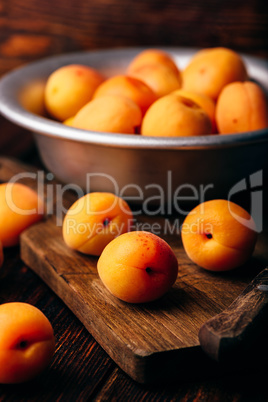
[1,157,268,384]
[0,0,268,397]
[199,268,268,363]
[0,0,267,78]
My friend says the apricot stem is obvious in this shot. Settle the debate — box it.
[103,218,111,227]
[205,233,213,239]
[145,267,153,274]
[18,340,28,349]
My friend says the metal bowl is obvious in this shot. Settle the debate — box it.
[0,47,267,208]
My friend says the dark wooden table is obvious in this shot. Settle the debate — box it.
[1,0,268,399]
[0,117,268,402]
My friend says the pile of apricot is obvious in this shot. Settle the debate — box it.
[62,192,258,303]
[0,181,258,383]
[44,47,268,136]
[2,44,267,379]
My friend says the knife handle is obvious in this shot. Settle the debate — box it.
[198,268,268,364]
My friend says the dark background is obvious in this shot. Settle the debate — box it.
[0,1,268,400]
[0,0,267,77]
[1,0,267,157]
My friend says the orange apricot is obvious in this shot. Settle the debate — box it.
[44,64,105,121]
[63,116,75,126]
[128,62,182,98]
[19,79,46,116]
[127,48,179,76]
[181,199,258,271]
[182,47,248,100]
[93,75,157,115]
[72,95,142,134]
[97,231,178,303]
[216,81,268,134]
[173,89,217,132]
[0,183,44,247]
[63,192,133,256]
[141,93,212,137]
[0,302,55,384]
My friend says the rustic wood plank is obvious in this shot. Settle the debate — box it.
[0,0,267,77]
[0,248,116,400]
[0,116,35,159]
[0,156,266,383]
[20,223,267,383]
[199,268,268,363]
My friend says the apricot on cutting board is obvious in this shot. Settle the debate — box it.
[0,183,44,247]
[0,302,55,384]
[97,231,178,303]
[181,199,258,271]
[63,192,133,256]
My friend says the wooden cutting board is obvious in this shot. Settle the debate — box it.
[1,157,267,383]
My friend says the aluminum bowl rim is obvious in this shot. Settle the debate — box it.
[0,47,267,150]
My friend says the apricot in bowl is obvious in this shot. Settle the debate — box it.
[127,48,180,77]
[71,95,142,134]
[216,81,268,134]
[182,47,248,101]
[128,62,182,98]
[93,75,157,115]
[172,89,216,133]
[0,48,267,203]
[141,93,212,137]
[45,64,105,121]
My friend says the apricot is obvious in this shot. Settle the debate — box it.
[72,95,142,134]
[19,79,46,116]
[0,183,44,247]
[141,93,212,137]
[44,64,105,121]
[182,47,248,100]
[127,49,179,76]
[216,81,268,134]
[93,75,157,115]
[181,199,258,271]
[63,192,133,256]
[63,116,75,126]
[97,231,178,303]
[173,89,216,132]
[128,63,182,98]
[0,302,55,384]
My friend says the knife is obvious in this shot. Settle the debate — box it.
[198,267,268,364]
